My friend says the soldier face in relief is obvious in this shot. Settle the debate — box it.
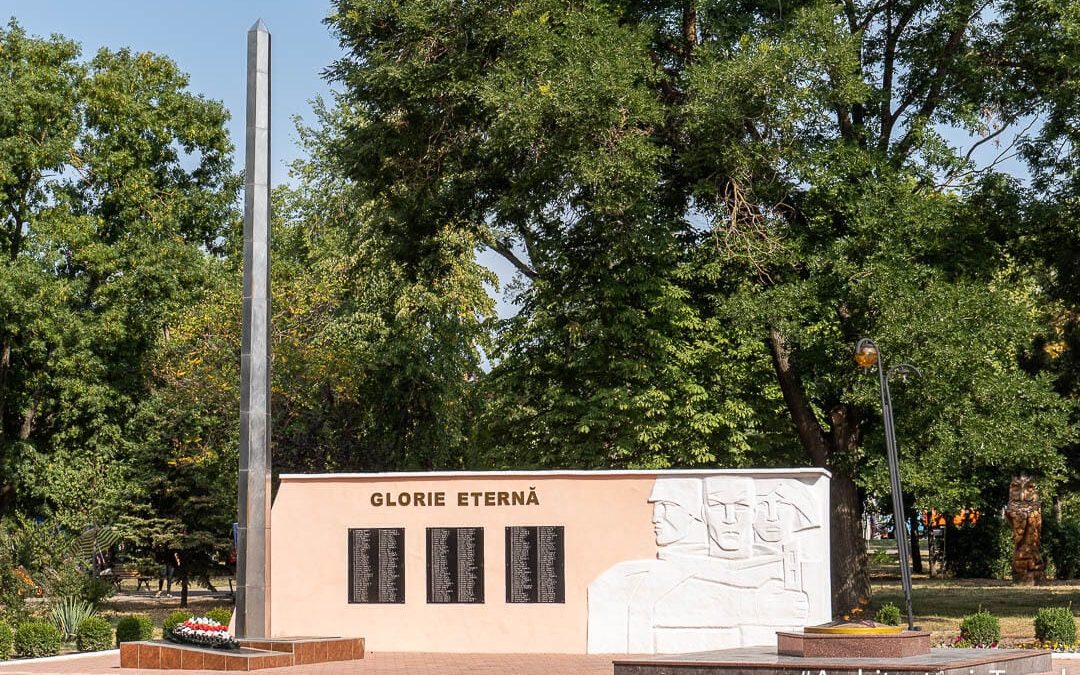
[754,492,789,543]
[647,478,706,552]
[651,500,695,546]
[704,477,755,557]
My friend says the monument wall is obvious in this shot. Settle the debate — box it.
[269,469,831,653]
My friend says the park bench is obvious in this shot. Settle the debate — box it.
[99,566,153,593]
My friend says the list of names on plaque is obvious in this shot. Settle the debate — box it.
[348,527,405,603]
[426,527,485,604]
[504,525,565,603]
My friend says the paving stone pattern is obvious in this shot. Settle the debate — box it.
[0,652,1073,675]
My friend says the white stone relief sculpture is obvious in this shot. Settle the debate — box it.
[587,473,830,654]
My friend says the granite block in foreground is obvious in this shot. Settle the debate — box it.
[614,646,1052,675]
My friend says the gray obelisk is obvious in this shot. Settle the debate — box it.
[237,18,271,639]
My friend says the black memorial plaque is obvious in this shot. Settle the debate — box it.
[348,527,405,603]
[426,527,485,604]
[504,525,565,603]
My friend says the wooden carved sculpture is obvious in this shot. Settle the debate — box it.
[1004,475,1045,585]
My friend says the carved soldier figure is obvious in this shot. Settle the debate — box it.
[587,476,820,653]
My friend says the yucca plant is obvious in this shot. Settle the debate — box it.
[50,596,95,641]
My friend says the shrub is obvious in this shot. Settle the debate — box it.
[0,621,13,660]
[163,610,194,636]
[14,621,62,658]
[206,607,233,628]
[115,614,154,644]
[959,610,1001,646]
[1033,607,1077,645]
[945,516,1012,579]
[1043,508,1080,580]
[75,616,113,652]
[46,566,113,605]
[49,595,95,641]
[875,602,902,626]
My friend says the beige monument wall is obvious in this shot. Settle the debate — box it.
[269,469,831,653]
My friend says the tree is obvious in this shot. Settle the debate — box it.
[0,20,237,528]
[326,0,1075,611]
[272,104,495,472]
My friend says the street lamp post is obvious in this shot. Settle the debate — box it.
[855,338,920,631]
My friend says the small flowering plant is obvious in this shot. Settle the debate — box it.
[169,616,240,650]
[1019,639,1080,653]
[947,634,999,649]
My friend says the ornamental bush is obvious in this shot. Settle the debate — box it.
[206,607,232,628]
[875,602,902,626]
[1043,508,1080,580]
[1034,607,1077,645]
[14,621,62,658]
[0,621,13,659]
[959,610,1001,646]
[163,611,194,636]
[945,516,1012,579]
[115,614,154,644]
[75,616,113,652]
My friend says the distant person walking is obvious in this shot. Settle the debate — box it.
[156,550,180,598]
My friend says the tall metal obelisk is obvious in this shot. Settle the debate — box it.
[237,18,271,639]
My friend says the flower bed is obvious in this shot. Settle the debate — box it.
[168,617,240,650]
[939,636,1080,654]
[946,635,1002,652]
[1018,640,1080,654]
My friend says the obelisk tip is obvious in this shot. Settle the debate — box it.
[250,18,269,33]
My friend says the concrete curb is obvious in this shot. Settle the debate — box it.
[0,649,118,666]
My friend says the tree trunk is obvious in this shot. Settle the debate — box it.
[180,575,189,608]
[768,329,871,616]
[0,483,15,520]
[0,340,9,429]
[830,472,871,615]
[909,512,923,574]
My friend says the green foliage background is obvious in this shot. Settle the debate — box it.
[0,0,1076,614]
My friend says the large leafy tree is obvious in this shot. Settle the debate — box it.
[326,0,1075,611]
[0,20,236,527]
[136,101,495,490]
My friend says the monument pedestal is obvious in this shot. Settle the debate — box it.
[615,629,1051,675]
[119,636,364,671]
[777,629,931,658]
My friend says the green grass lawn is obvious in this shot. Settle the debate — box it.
[872,578,1080,642]
[867,539,1080,643]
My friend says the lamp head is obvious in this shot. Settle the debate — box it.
[854,339,879,369]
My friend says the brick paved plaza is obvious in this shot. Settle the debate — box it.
[0,651,1074,675]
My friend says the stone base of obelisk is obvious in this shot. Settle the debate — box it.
[119,636,364,671]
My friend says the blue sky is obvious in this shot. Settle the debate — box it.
[1,0,341,186]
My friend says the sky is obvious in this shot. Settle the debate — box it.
[1,0,341,186]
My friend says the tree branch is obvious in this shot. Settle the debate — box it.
[489,238,538,281]
[890,2,984,162]
[682,0,698,62]
[878,1,923,152]
[934,115,1038,189]
[767,328,830,466]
